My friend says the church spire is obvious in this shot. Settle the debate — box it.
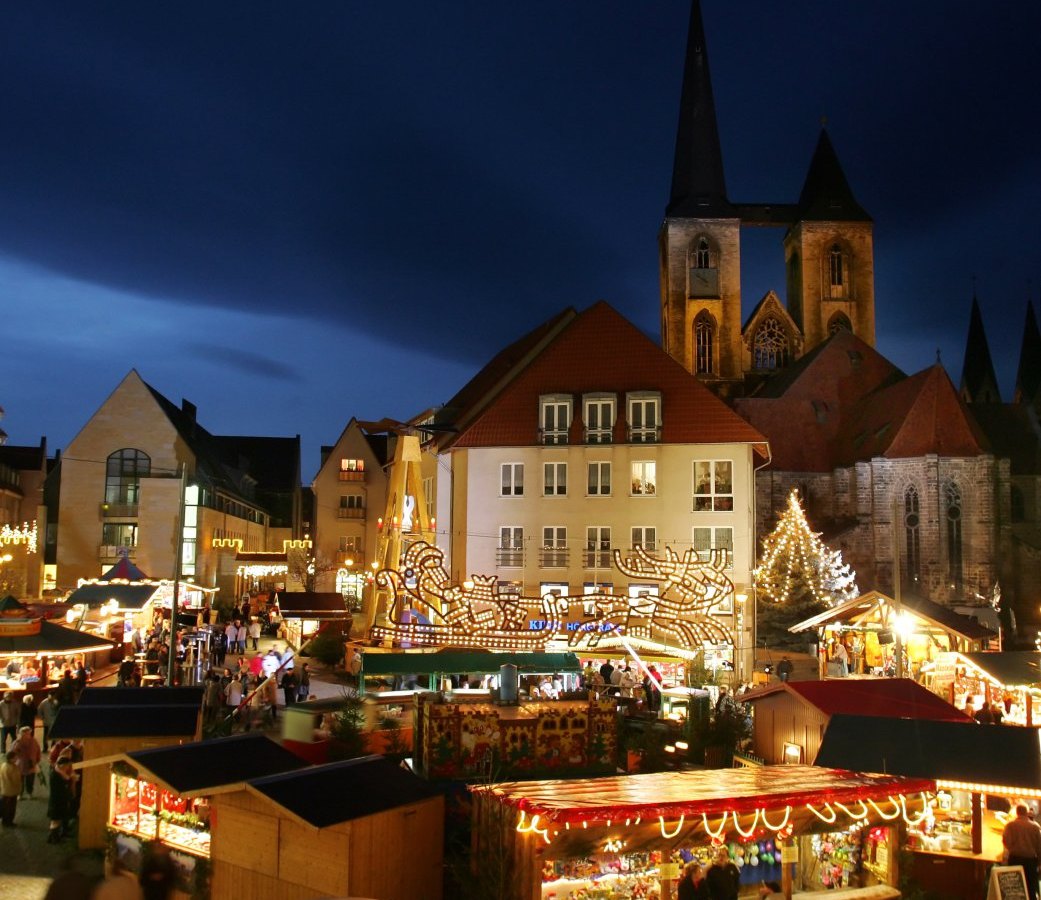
[1014,299,1041,406]
[959,294,1001,404]
[666,0,735,217]
[796,129,871,222]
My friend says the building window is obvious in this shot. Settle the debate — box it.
[339,458,365,481]
[422,476,434,520]
[543,462,567,496]
[828,313,852,335]
[753,317,789,370]
[585,527,611,569]
[501,463,524,497]
[583,395,615,444]
[694,311,715,375]
[340,495,364,509]
[627,393,661,443]
[339,535,362,554]
[105,449,150,506]
[587,462,611,496]
[631,526,656,552]
[498,527,523,567]
[904,485,921,586]
[692,526,733,567]
[693,460,733,511]
[540,527,568,568]
[829,243,847,298]
[540,395,572,445]
[945,482,963,588]
[689,237,719,298]
[102,523,138,548]
[631,461,656,496]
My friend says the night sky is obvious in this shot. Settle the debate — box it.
[3,2,1040,475]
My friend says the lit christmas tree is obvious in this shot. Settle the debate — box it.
[755,489,859,652]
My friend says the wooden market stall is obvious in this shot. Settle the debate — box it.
[790,590,996,680]
[272,590,351,650]
[816,714,1041,897]
[470,765,934,900]
[740,678,970,765]
[52,692,203,849]
[209,754,444,900]
[104,733,311,898]
[927,650,1041,725]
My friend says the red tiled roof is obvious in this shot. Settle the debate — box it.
[450,301,767,450]
[744,678,971,722]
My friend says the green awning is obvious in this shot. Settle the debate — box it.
[360,651,580,677]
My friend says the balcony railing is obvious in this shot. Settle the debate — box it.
[628,427,661,444]
[496,548,523,568]
[539,547,569,568]
[101,502,139,518]
[338,471,366,482]
[584,429,613,444]
[337,507,365,519]
[539,429,569,446]
[582,550,612,569]
[98,544,136,560]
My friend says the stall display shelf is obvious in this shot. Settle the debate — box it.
[110,813,210,857]
[541,870,661,899]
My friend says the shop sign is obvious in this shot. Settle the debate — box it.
[658,863,680,880]
[932,653,957,690]
[781,844,798,864]
[0,618,42,637]
[988,865,1029,900]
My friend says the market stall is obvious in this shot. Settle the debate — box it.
[926,650,1041,725]
[470,765,934,900]
[816,713,1041,897]
[273,590,351,650]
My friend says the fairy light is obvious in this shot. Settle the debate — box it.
[806,802,838,823]
[0,521,37,554]
[732,809,760,838]
[867,797,902,821]
[659,815,685,839]
[760,806,791,831]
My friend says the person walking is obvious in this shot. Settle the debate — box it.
[0,750,22,827]
[281,669,298,708]
[47,749,78,842]
[0,691,20,751]
[297,662,311,701]
[776,656,793,682]
[235,621,248,655]
[224,620,239,656]
[37,691,59,752]
[1003,804,1041,900]
[11,726,41,798]
[248,618,261,651]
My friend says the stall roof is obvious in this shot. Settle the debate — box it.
[76,686,205,706]
[955,651,1041,690]
[359,650,581,677]
[816,714,1041,790]
[246,755,442,828]
[789,590,996,642]
[274,591,349,619]
[65,582,160,610]
[51,704,200,739]
[741,678,971,722]
[125,733,310,796]
[0,620,115,656]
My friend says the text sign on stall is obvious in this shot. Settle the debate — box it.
[780,844,799,864]
[987,865,1029,900]
[658,863,680,880]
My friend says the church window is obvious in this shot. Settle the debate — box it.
[829,244,848,298]
[693,237,711,269]
[904,485,921,587]
[828,313,852,335]
[688,237,719,298]
[753,317,789,370]
[944,482,963,589]
[694,311,715,374]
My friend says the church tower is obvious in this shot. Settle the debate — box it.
[783,130,876,349]
[959,293,1001,404]
[659,0,744,389]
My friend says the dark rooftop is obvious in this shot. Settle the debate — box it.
[76,686,204,707]
[50,704,200,739]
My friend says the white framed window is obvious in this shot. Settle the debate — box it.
[498,526,523,567]
[340,458,364,472]
[584,527,611,569]
[587,462,611,496]
[631,526,656,552]
[540,395,572,445]
[693,460,734,511]
[627,392,661,443]
[501,463,524,496]
[339,535,362,553]
[583,394,616,444]
[544,462,567,496]
[541,526,568,567]
[583,581,613,614]
[631,461,656,496]
[340,494,364,509]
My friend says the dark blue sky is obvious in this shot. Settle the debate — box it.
[3,2,1040,474]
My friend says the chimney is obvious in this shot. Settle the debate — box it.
[181,399,197,423]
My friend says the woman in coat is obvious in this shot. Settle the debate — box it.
[47,750,79,842]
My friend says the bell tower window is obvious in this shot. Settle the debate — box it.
[753,317,789,370]
[828,312,852,335]
[694,311,715,375]
[688,236,719,298]
[829,243,848,298]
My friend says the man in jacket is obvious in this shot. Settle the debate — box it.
[0,750,22,826]
[1003,804,1041,900]
[0,692,20,751]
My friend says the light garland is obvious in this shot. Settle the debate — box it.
[659,815,685,839]
[0,521,37,554]
[806,802,838,824]
[235,564,288,577]
[732,809,760,838]
[867,797,902,821]
[834,800,869,821]
[935,780,1041,799]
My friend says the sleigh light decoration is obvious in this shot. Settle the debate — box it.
[367,541,735,655]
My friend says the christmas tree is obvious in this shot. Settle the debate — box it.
[755,490,859,652]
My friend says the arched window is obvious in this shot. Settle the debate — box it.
[753,317,789,370]
[693,237,711,269]
[105,449,151,506]
[904,485,921,587]
[688,237,718,298]
[944,482,963,589]
[829,243,845,297]
[828,313,852,335]
[694,311,715,375]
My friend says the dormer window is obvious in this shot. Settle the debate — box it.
[583,394,615,444]
[626,392,661,443]
[539,395,572,445]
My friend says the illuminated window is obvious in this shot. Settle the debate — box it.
[340,458,363,472]
[694,311,715,375]
[339,535,362,553]
[631,526,656,552]
[498,527,523,567]
[584,527,611,568]
[540,395,572,445]
[627,393,661,443]
[587,462,611,496]
[631,461,656,496]
[501,463,524,497]
[583,395,615,444]
[904,485,921,586]
[105,449,150,506]
[102,523,138,548]
[693,460,733,511]
[543,462,567,496]
[753,317,789,370]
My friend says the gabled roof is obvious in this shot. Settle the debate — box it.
[1015,301,1041,406]
[126,733,309,796]
[246,755,442,828]
[740,290,802,346]
[449,302,767,451]
[0,439,47,473]
[816,714,1041,790]
[789,590,996,642]
[50,704,200,740]
[795,129,871,222]
[99,557,152,581]
[665,0,736,219]
[0,620,115,656]
[77,686,205,707]
[742,679,970,722]
[959,295,1001,403]
[954,651,1041,690]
